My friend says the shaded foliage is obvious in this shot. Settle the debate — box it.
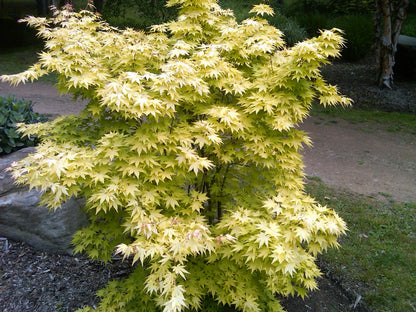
[0,95,47,155]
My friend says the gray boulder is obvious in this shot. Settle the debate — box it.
[0,147,88,254]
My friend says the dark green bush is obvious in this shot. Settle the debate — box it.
[280,0,329,15]
[100,0,306,46]
[327,14,373,61]
[279,1,373,61]
[101,0,177,30]
[293,12,374,61]
[218,0,306,45]
[0,95,47,155]
[410,2,416,14]
[280,0,373,15]
[0,18,42,51]
[327,0,373,15]
[291,12,330,37]
[219,0,262,21]
[268,14,307,46]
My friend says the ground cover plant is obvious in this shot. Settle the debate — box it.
[306,178,416,312]
[0,95,47,154]
[1,1,351,311]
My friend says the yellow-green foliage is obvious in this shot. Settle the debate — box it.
[1,1,351,311]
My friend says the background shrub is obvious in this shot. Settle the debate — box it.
[327,0,374,15]
[268,14,307,46]
[289,12,330,37]
[219,0,306,46]
[280,0,373,15]
[0,17,42,52]
[280,0,329,15]
[218,0,260,21]
[101,0,177,29]
[327,14,374,61]
[280,4,373,61]
[410,2,416,14]
[0,95,47,155]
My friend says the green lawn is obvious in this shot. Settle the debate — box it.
[0,47,40,75]
[307,178,416,312]
[308,105,416,310]
[0,47,57,83]
[312,104,416,134]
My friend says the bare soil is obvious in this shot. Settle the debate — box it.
[301,116,416,203]
[1,238,363,312]
[301,58,416,203]
[1,58,415,312]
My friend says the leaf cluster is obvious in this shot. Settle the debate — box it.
[1,1,350,311]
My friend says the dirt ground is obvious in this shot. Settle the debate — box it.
[301,116,416,203]
[1,60,415,311]
[0,239,363,312]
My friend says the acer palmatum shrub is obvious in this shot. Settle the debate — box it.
[1,1,350,311]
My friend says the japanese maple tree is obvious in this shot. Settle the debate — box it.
[2,1,350,311]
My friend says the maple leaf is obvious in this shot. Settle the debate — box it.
[255,232,270,248]
[172,264,189,280]
[188,158,214,175]
[284,262,297,276]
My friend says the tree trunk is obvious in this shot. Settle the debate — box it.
[374,0,410,88]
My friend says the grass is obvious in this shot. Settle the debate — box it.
[0,47,40,75]
[306,178,416,312]
[0,46,57,83]
[311,104,416,134]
